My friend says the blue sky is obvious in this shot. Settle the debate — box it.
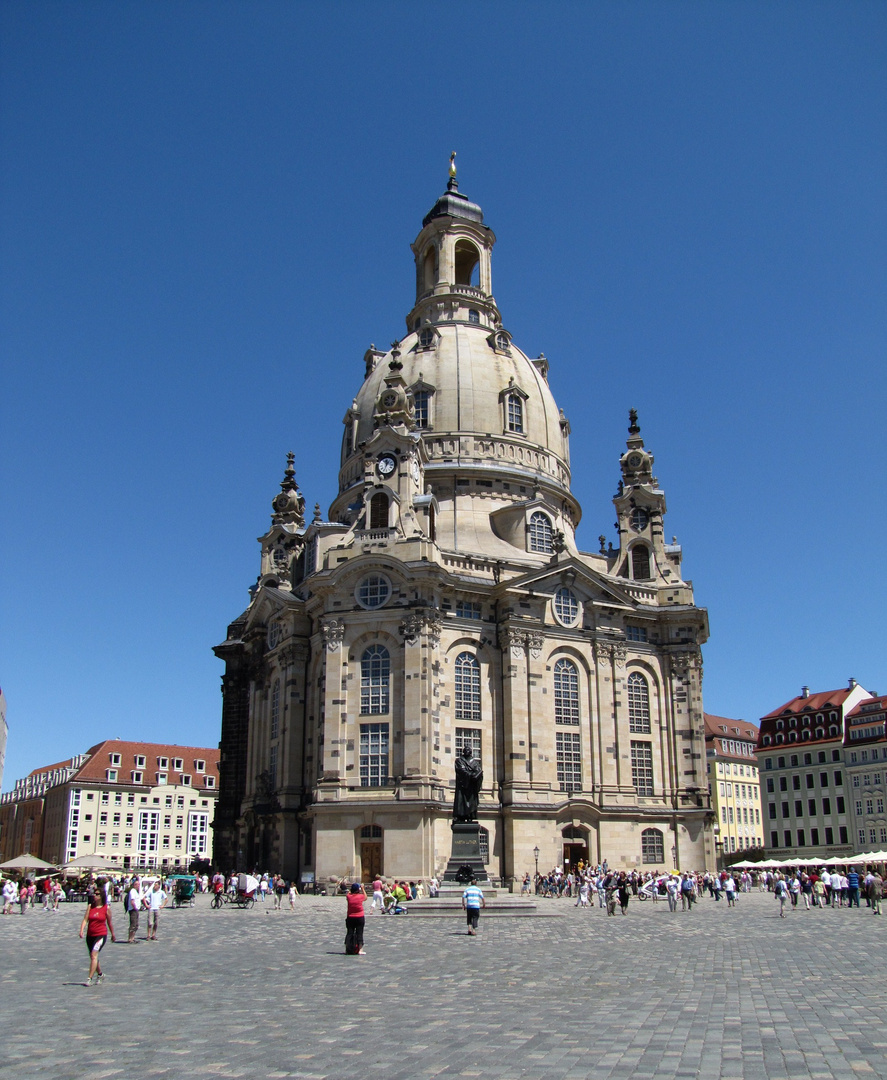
[2,1,885,788]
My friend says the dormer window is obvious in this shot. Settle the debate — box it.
[131,771,143,784]
[106,769,118,782]
[204,775,215,788]
[418,328,435,349]
[507,392,523,433]
[135,755,146,768]
[157,757,168,769]
[174,758,184,771]
[157,772,167,785]
[110,753,121,766]
[195,760,205,773]
[496,331,510,351]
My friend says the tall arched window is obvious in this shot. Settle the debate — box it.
[628,672,651,733]
[454,239,480,286]
[369,492,389,530]
[361,645,390,715]
[631,544,651,579]
[270,678,280,740]
[412,389,430,428]
[641,828,664,864]
[455,652,481,721]
[528,512,553,553]
[554,658,580,725]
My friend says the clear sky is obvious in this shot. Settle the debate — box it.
[2,1,885,789]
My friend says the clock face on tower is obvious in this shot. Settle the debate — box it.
[377,453,397,477]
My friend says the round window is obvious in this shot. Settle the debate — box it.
[630,508,649,532]
[554,587,579,626]
[356,574,391,609]
[419,328,435,348]
[495,331,509,351]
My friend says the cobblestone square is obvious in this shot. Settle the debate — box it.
[1,890,885,1080]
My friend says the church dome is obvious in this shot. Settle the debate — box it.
[333,167,576,532]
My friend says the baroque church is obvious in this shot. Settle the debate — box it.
[214,164,712,885]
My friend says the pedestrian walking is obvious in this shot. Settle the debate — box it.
[79,889,116,985]
[774,875,789,918]
[462,878,485,935]
[370,876,384,914]
[126,877,143,942]
[146,880,168,940]
[868,871,883,915]
[344,882,367,954]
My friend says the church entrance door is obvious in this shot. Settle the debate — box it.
[361,842,383,882]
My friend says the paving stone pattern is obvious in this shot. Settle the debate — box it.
[1,891,885,1079]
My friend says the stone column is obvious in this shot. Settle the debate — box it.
[500,625,531,795]
[399,611,440,791]
[317,618,346,795]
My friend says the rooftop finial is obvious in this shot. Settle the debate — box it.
[447,151,458,192]
[628,408,640,436]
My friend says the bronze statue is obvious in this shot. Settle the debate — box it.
[453,746,483,822]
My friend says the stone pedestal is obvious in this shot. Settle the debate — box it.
[441,822,491,886]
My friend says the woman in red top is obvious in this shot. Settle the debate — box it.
[79,890,116,985]
[344,882,367,955]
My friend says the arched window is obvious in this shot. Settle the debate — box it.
[360,645,390,715]
[455,652,481,721]
[423,246,436,291]
[528,512,553,553]
[454,239,479,286]
[270,678,280,740]
[427,503,436,542]
[628,672,651,733]
[631,545,651,580]
[369,492,389,530]
[554,658,580,725]
[641,828,664,864]
[506,391,523,433]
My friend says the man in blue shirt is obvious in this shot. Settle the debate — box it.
[847,868,860,908]
[462,879,485,935]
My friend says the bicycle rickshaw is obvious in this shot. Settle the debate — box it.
[167,874,197,908]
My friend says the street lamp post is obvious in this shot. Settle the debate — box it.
[533,845,540,892]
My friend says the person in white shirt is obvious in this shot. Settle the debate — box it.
[820,869,832,904]
[127,877,144,943]
[146,881,168,940]
[2,879,17,914]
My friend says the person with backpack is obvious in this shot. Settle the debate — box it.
[774,874,789,918]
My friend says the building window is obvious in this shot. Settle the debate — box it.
[455,653,481,721]
[137,810,160,855]
[187,812,209,857]
[628,672,651,734]
[641,828,664,864]
[455,600,482,619]
[109,754,121,766]
[553,658,580,725]
[131,771,143,784]
[528,512,552,553]
[369,492,389,530]
[359,723,389,787]
[270,678,281,740]
[174,758,183,771]
[626,625,648,642]
[181,774,191,786]
[106,769,117,782]
[156,773,167,785]
[360,645,390,715]
[556,731,581,792]
[135,755,146,768]
[631,741,654,797]
[418,328,435,349]
[496,331,511,352]
[413,389,430,428]
[204,776,215,789]
[455,727,481,765]
[506,391,523,433]
[631,545,651,580]
[553,588,579,626]
[468,309,480,324]
[356,573,391,609]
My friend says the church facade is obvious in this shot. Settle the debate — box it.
[214,168,712,886]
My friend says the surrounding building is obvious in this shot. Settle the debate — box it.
[215,166,713,886]
[0,755,86,861]
[0,740,219,869]
[703,713,762,860]
[756,680,871,860]
[844,694,887,852]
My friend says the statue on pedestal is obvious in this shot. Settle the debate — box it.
[453,746,483,822]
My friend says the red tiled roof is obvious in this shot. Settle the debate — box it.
[73,739,220,787]
[28,758,77,778]
[761,688,854,719]
[845,695,887,720]
[704,713,759,741]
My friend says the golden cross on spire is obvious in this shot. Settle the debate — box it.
[449,151,457,178]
